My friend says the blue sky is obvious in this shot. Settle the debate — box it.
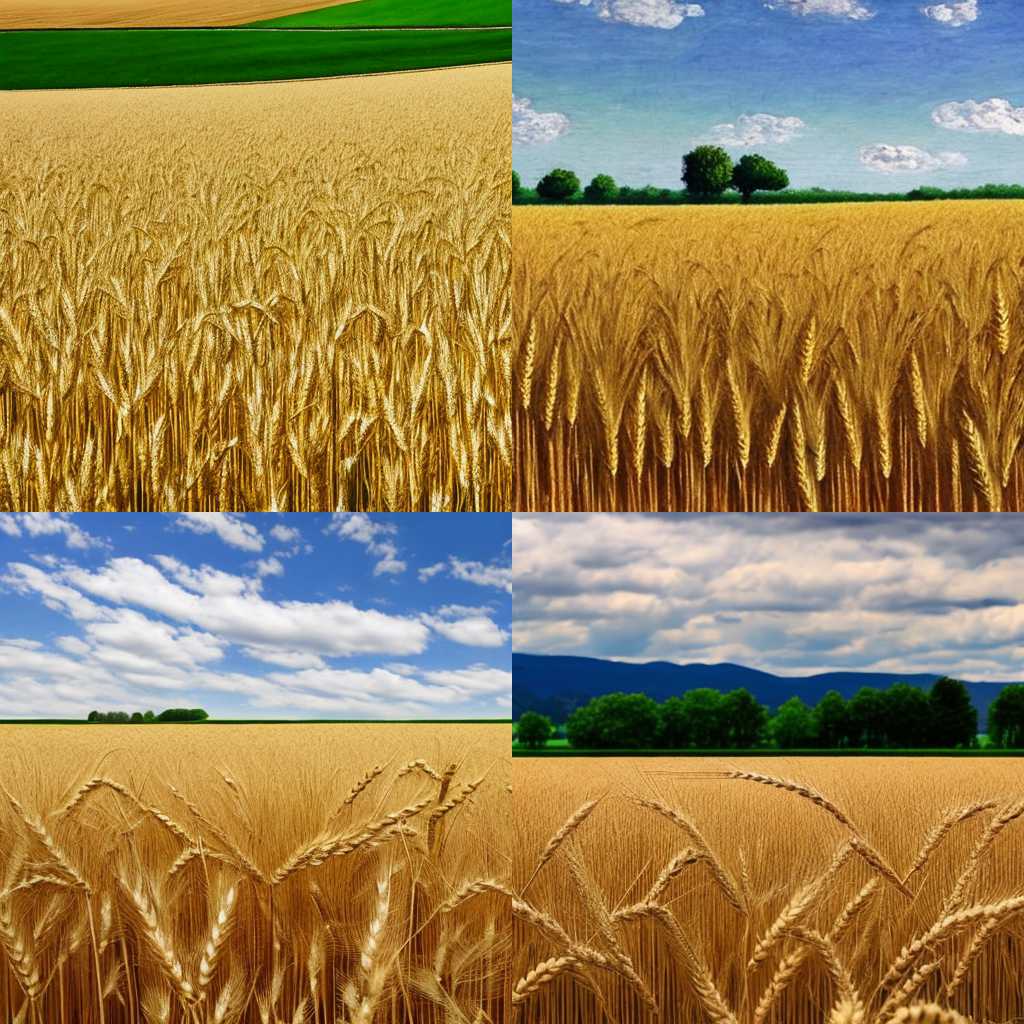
[514,514,1024,680]
[0,513,511,719]
[513,0,1024,190]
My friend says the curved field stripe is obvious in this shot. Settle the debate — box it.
[0,28,510,89]
[248,0,510,28]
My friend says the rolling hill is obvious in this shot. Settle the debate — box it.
[513,653,1019,730]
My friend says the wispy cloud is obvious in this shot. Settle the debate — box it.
[764,0,874,20]
[704,113,807,147]
[932,97,1024,135]
[921,0,978,26]
[513,95,571,145]
[326,513,405,575]
[859,143,967,173]
[175,513,264,552]
[0,513,102,550]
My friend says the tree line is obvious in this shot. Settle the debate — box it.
[515,678,1024,750]
[513,145,1024,206]
[87,708,209,723]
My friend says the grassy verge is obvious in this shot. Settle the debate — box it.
[0,28,510,89]
[249,0,510,28]
[513,745,1023,757]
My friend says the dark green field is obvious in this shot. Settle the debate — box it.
[0,27,510,89]
[250,0,509,28]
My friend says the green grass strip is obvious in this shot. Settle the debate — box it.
[249,0,509,28]
[0,28,510,90]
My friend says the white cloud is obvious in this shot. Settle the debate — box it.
[0,513,101,550]
[326,513,406,575]
[553,0,704,30]
[705,113,806,147]
[423,606,509,648]
[6,557,429,658]
[254,557,284,577]
[269,524,301,544]
[450,558,512,593]
[417,556,512,593]
[921,0,977,26]
[932,97,1024,136]
[174,513,264,552]
[764,0,874,19]
[859,143,968,173]
[512,95,571,145]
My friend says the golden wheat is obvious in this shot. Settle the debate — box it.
[0,66,511,512]
[513,756,1024,1023]
[513,202,1024,511]
[0,722,510,1023]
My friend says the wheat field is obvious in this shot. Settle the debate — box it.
[0,723,510,1023]
[0,0,360,30]
[512,756,1024,1024]
[513,202,1024,511]
[0,65,511,511]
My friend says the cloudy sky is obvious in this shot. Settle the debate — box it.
[513,514,1024,680]
[513,0,1023,190]
[0,513,511,719]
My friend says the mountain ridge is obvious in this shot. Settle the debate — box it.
[513,653,1018,729]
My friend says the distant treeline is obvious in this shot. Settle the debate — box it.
[515,678,1024,750]
[87,708,209,723]
[513,171,1024,207]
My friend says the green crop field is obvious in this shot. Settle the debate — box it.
[0,27,510,89]
[250,0,510,28]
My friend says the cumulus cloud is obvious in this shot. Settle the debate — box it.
[921,0,977,26]
[764,0,874,19]
[419,556,512,593]
[254,557,284,578]
[175,513,264,552]
[859,143,968,173]
[705,113,806,147]
[513,514,1024,679]
[326,513,405,575]
[0,513,101,550]
[270,523,301,544]
[932,97,1024,136]
[512,95,570,145]
[553,0,704,30]
[422,605,509,648]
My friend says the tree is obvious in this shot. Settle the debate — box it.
[657,696,691,748]
[566,692,659,749]
[770,697,816,749]
[584,174,619,203]
[130,711,145,723]
[517,711,554,749]
[536,168,580,201]
[87,710,100,722]
[813,691,848,748]
[680,688,729,747]
[731,154,789,202]
[156,708,209,723]
[722,689,767,747]
[682,146,733,199]
[143,710,155,722]
[848,687,888,747]
[512,170,521,199]
[881,684,930,748]
[928,677,977,748]
[988,685,1024,748]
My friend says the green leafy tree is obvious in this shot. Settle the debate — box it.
[536,168,580,201]
[657,696,691,748]
[680,688,729,747]
[516,711,554,749]
[682,146,733,199]
[512,170,521,199]
[988,685,1024,748]
[848,687,888,747]
[583,174,619,203]
[130,711,144,723]
[566,692,659,749]
[770,697,816,749]
[731,154,789,202]
[143,710,155,722]
[928,677,978,748]
[87,710,100,722]
[157,708,210,723]
[722,689,767,747]
[813,691,848,748]
[881,684,931,748]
